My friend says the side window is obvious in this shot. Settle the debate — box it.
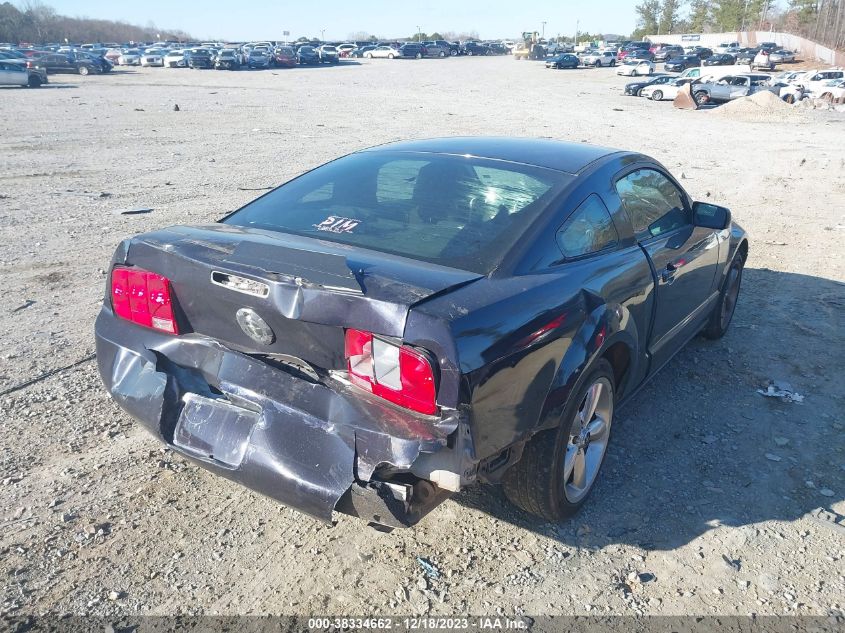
[556,194,619,259]
[615,169,689,238]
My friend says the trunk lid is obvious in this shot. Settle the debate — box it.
[118,224,481,370]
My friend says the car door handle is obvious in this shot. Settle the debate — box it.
[661,263,677,285]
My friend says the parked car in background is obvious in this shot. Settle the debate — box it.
[582,50,616,67]
[626,49,655,61]
[805,77,845,101]
[735,48,759,65]
[798,68,844,93]
[215,49,241,70]
[398,43,427,59]
[296,46,320,64]
[351,45,377,58]
[692,74,776,103]
[703,54,736,66]
[79,51,113,73]
[759,41,778,51]
[0,59,46,87]
[247,49,271,68]
[94,137,747,528]
[715,41,741,54]
[769,49,795,64]
[624,73,674,96]
[546,53,580,69]
[617,58,655,76]
[118,49,142,65]
[463,41,489,56]
[104,48,122,64]
[38,52,100,75]
[653,45,683,62]
[164,49,189,68]
[187,48,214,69]
[421,40,450,57]
[140,49,166,67]
[689,47,714,60]
[336,43,357,57]
[641,77,694,100]
[273,46,297,67]
[752,50,775,70]
[369,45,400,59]
[664,55,701,72]
[317,45,340,64]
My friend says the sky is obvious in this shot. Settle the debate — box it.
[44,0,638,41]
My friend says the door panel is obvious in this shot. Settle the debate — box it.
[640,226,720,369]
[614,167,721,372]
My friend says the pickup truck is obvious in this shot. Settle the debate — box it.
[692,73,776,103]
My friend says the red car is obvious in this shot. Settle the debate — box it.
[273,46,297,68]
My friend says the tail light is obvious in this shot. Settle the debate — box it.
[111,266,179,334]
[345,329,437,415]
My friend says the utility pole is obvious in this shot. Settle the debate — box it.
[320,29,325,42]
[541,21,547,38]
[417,26,421,42]
[574,19,579,44]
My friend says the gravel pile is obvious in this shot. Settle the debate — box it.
[711,89,804,123]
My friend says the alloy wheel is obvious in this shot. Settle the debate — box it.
[562,377,613,503]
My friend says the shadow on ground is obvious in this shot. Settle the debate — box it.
[453,267,845,550]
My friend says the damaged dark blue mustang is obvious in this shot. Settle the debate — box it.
[94,138,748,528]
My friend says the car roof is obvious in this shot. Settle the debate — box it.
[364,137,623,175]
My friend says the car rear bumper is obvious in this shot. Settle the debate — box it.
[94,309,469,527]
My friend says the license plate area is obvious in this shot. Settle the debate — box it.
[173,393,259,468]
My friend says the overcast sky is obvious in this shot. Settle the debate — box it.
[44,0,638,40]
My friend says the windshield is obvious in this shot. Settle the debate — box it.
[222,151,571,274]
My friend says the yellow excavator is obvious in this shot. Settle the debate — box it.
[513,31,545,60]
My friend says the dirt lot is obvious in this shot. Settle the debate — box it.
[1,57,844,619]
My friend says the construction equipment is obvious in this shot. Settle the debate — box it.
[513,31,545,60]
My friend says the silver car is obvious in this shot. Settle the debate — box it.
[769,50,795,64]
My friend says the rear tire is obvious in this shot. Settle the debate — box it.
[27,75,42,87]
[703,250,744,339]
[439,51,446,58]
[503,359,615,521]
[388,53,395,59]
[78,65,89,76]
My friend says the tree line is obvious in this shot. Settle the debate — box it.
[0,1,192,44]
[633,0,844,50]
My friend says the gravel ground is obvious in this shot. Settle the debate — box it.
[1,58,844,619]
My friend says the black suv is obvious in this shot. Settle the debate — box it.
[463,42,489,56]
[398,43,427,59]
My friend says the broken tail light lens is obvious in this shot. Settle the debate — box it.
[111,266,179,334]
[345,329,437,415]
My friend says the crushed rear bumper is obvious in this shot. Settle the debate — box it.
[94,310,471,527]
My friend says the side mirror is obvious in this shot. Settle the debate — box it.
[693,201,731,230]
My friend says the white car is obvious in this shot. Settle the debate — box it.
[118,49,141,65]
[140,49,166,67]
[581,50,616,67]
[336,43,356,56]
[715,41,740,55]
[616,58,655,76]
[365,46,399,59]
[164,50,188,68]
[640,77,693,101]
[797,68,844,94]
[809,78,845,102]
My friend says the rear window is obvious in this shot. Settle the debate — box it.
[222,151,571,274]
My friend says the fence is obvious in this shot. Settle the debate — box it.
[644,31,845,66]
